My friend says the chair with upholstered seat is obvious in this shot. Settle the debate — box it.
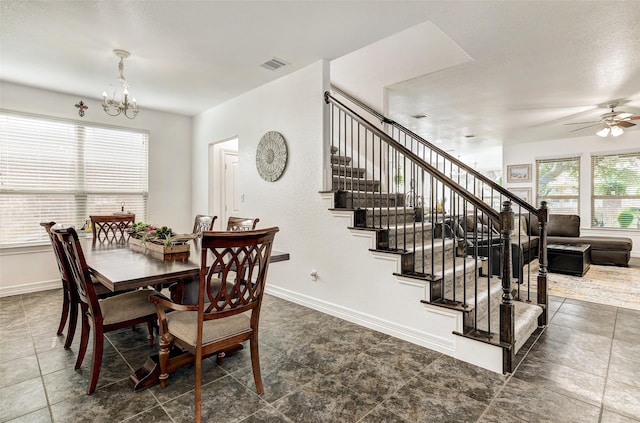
[192,214,217,238]
[40,221,77,347]
[226,216,259,231]
[150,227,279,422]
[90,214,135,244]
[51,225,160,394]
[41,221,114,348]
[175,216,261,306]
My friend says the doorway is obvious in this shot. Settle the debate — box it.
[208,137,239,230]
[222,150,239,226]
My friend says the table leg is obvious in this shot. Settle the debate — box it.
[128,344,245,391]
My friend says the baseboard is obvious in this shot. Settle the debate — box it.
[265,284,455,355]
[0,279,60,297]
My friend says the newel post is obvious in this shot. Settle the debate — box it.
[500,201,515,373]
[537,201,549,326]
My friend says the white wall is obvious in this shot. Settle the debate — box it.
[191,61,502,371]
[331,20,472,114]
[0,82,193,295]
[503,131,640,257]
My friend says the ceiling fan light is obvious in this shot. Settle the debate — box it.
[596,127,610,137]
[611,125,624,137]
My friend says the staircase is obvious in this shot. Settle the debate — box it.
[324,88,549,374]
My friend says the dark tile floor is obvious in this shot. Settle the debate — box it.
[1,289,639,422]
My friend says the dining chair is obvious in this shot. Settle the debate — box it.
[174,216,261,306]
[226,216,259,231]
[90,213,135,244]
[41,221,115,348]
[192,214,217,238]
[51,225,160,394]
[150,227,279,422]
[40,221,77,347]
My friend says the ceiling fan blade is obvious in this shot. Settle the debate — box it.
[569,123,603,132]
[616,112,633,119]
[617,121,636,128]
[564,120,601,125]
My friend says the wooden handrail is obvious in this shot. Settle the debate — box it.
[325,91,500,222]
[329,85,539,215]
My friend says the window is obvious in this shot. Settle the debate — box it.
[591,152,640,229]
[0,112,148,246]
[536,157,580,214]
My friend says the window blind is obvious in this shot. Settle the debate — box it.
[536,157,580,214]
[0,112,148,246]
[591,152,640,229]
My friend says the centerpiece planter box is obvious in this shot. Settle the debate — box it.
[129,237,191,260]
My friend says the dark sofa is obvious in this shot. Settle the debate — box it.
[526,214,632,266]
[442,215,539,282]
[443,212,632,282]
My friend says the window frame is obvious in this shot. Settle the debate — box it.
[591,151,640,230]
[0,110,149,248]
[535,156,581,215]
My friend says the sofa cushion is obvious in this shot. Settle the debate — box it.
[526,214,539,236]
[462,215,499,234]
[514,236,539,251]
[548,214,580,237]
[548,236,633,251]
[526,213,581,237]
[513,215,529,237]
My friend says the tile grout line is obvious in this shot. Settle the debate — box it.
[22,293,57,423]
[597,308,618,423]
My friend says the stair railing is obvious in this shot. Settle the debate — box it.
[325,88,548,373]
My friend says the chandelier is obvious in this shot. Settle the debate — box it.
[102,49,139,119]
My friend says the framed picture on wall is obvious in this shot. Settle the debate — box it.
[506,164,531,183]
[510,187,532,203]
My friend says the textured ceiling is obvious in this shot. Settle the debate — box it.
[1,0,639,150]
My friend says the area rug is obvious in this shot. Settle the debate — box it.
[522,261,640,311]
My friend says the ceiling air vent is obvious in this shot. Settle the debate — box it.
[260,57,288,71]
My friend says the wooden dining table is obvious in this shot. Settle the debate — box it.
[83,238,289,293]
[81,237,290,391]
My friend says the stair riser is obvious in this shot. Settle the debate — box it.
[387,227,435,249]
[442,265,482,299]
[331,156,351,165]
[471,283,503,324]
[363,213,416,228]
[346,195,406,208]
[333,178,380,192]
[415,245,464,273]
[412,245,457,270]
[332,167,366,178]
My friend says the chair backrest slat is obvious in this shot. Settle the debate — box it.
[199,227,278,321]
[90,214,135,244]
[226,217,259,231]
[192,214,217,238]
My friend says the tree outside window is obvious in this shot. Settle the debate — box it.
[536,157,580,215]
[592,152,640,229]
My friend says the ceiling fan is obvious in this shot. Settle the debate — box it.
[566,102,639,137]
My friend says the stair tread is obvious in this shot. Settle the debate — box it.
[474,300,543,353]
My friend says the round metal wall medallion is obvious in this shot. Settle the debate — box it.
[256,131,288,182]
